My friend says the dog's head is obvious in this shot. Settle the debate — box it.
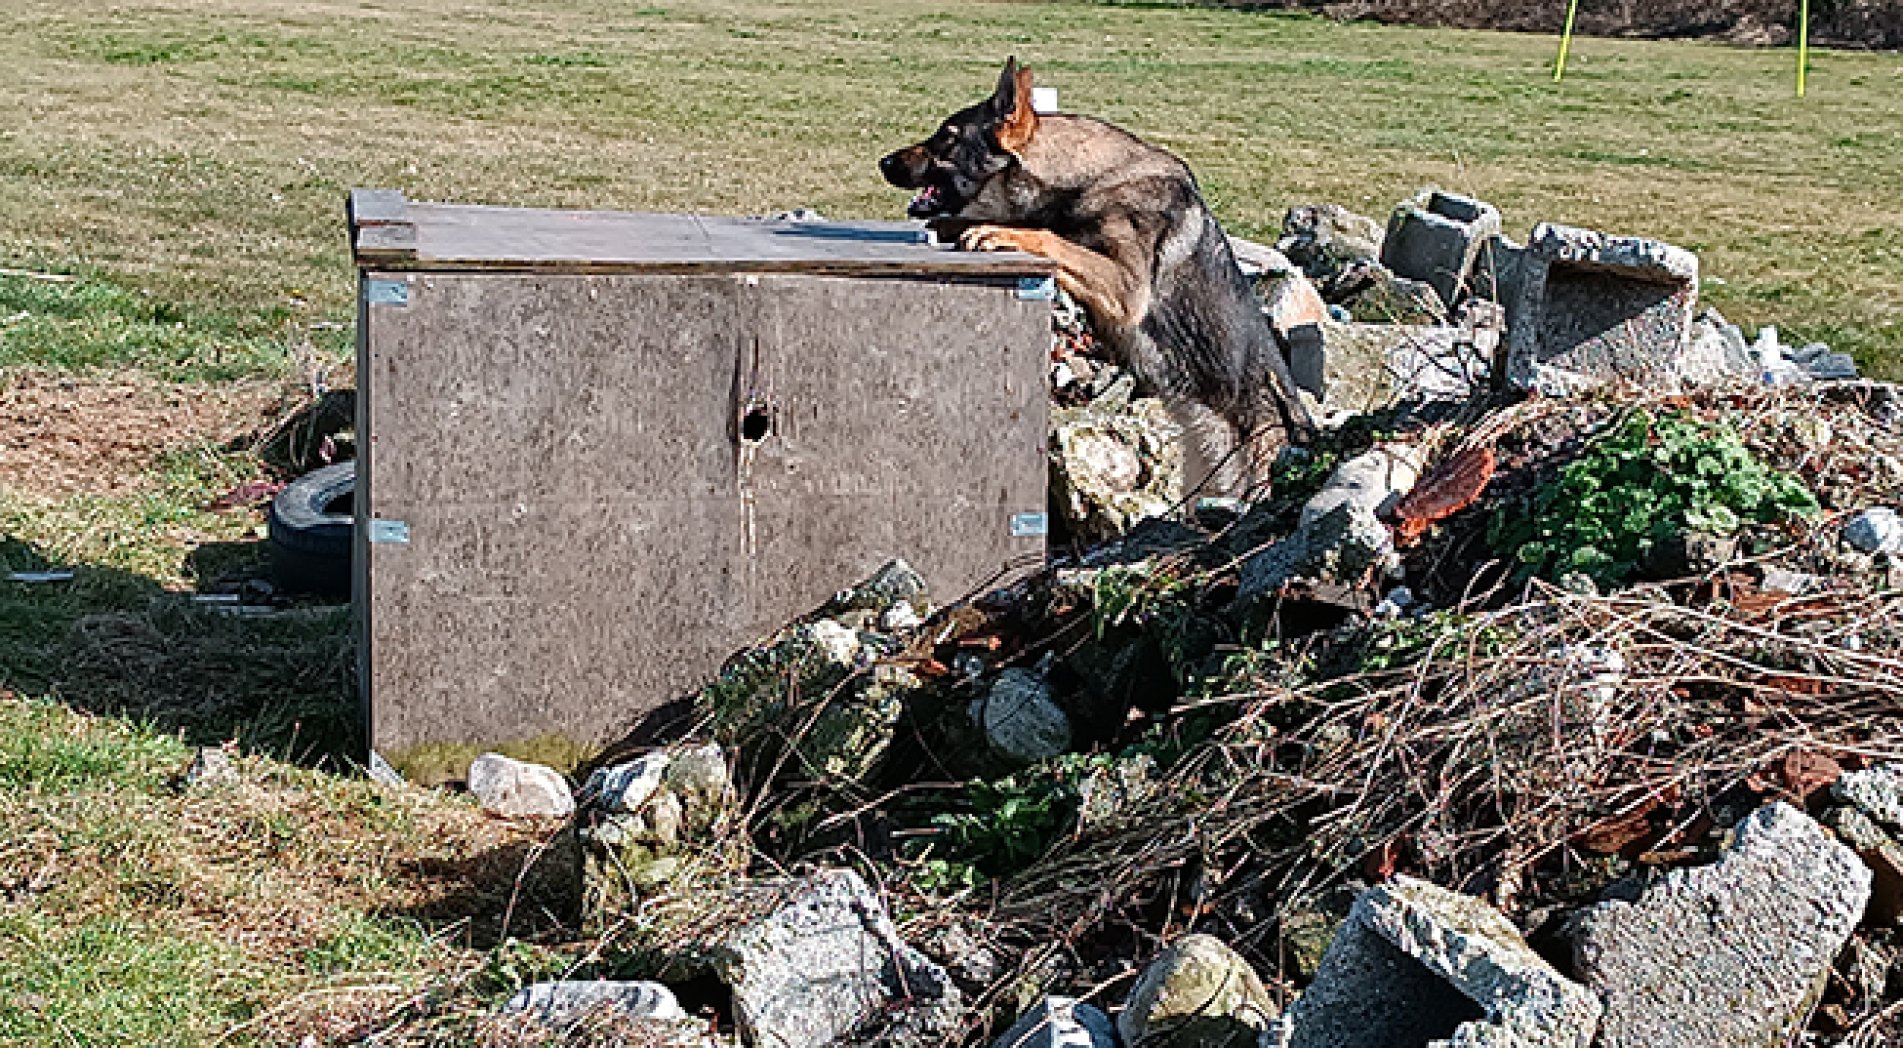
[878,57,1039,219]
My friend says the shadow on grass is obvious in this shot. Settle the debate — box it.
[393,832,584,948]
[0,534,362,769]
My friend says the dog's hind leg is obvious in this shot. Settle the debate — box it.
[1169,399,1250,502]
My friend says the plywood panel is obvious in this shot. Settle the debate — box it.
[359,270,1049,762]
[352,193,1053,279]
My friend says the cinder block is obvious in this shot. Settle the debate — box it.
[1503,222,1699,391]
[1380,191,1503,310]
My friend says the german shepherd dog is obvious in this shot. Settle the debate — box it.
[879,58,1318,500]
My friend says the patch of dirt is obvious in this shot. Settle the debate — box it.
[0,370,291,497]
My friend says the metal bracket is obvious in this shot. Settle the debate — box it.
[364,279,410,306]
[368,519,411,544]
[1016,276,1057,301]
[1010,511,1049,538]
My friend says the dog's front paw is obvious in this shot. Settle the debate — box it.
[958,225,1044,255]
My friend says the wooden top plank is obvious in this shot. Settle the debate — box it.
[346,191,1053,277]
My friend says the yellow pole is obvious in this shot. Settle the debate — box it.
[1797,0,1810,97]
[1554,0,1582,82]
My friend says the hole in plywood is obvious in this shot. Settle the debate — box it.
[741,404,773,443]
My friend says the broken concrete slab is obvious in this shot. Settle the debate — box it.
[466,752,575,818]
[1277,204,1385,287]
[1236,444,1426,611]
[1503,222,1700,391]
[1267,876,1599,1048]
[1119,933,1278,1047]
[1314,321,1449,411]
[1822,804,1903,925]
[1572,801,1870,1048]
[712,868,961,1048]
[993,996,1117,1048]
[1050,392,1183,543]
[1381,191,1503,310]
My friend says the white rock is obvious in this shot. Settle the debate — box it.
[185,746,240,789]
[583,752,670,814]
[1844,507,1903,554]
[1301,444,1427,526]
[1835,763,1903,829]
[880,601,924,631]
[466,753,575,818]
[993,995,1117,1047]
[500,979,684,1026]
[805,618,863,664]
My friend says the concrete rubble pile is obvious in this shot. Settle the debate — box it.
[450,192,1903,1048]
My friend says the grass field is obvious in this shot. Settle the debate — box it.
[0,0,1900,1042]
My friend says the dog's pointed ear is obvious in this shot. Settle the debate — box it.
[989,57,1039,155]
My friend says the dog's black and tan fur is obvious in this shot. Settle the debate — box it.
[880,58,1317,499]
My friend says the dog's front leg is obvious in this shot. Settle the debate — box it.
[957,226,1147,331]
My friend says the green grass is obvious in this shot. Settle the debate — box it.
[0,0,1899,1041]
[0,694,566,1047]
[0,272,347,379]
[0,0,1897,377]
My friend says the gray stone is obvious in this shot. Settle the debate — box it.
[1380,191,1503,310]
[1277,204,1385,285]
[972,667,1071,764]
[1313,321,1441,411]
[1269,877,1598,1048]
[1384,326,1490,403]
[466,753,575,818]
[1844,507,1903,554]
[583,752,670,814]
[713,868,960,1048]
[1822,804,1903,925]
[1835,762,1903,828]
[1572,802,1870,1048]
[1237,445,1425,609]
[578,744,732,917]
[993,996,1117,1048]
[1503,222,1699,391]
[1120,933,1277,1047]
[185,746,240,789]
[499,979,685,1027]
[661,743,731,833]
[1788,341,1859,381]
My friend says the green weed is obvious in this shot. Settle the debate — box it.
[1492,409,1818,588]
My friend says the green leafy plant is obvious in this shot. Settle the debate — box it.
[1492,409,1817,589]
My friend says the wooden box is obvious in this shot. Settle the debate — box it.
[348,190,1052,777]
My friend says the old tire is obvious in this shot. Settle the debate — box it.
[268,461,355,600]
